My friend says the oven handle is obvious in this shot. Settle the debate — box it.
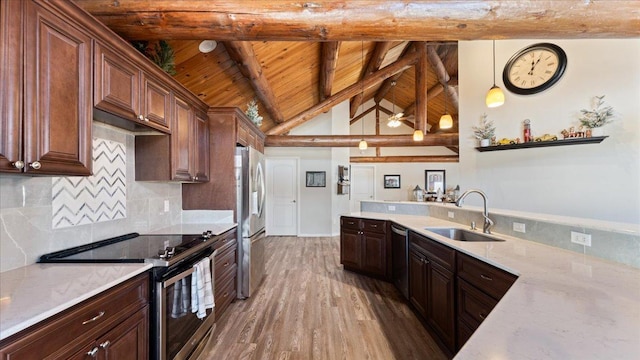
[164,267,195,289]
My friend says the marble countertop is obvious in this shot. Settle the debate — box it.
[148,222,237,236]
[347,212,640,359]
[0,263,152,341]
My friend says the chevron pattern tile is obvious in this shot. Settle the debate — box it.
[52,138,126,229]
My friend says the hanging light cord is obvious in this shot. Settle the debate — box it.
[492,40,497,86]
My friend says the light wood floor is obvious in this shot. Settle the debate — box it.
[198,236,446,360]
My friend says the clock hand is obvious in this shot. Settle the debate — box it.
[528,54,543,75]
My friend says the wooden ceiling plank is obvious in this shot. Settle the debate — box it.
[349,41,396,117]
[266,48,420,136]
[76,1,640,40]
[374,42,415,103]
[319,41,341,101]
[350,155,459,163]
[265,133,459,147]
[223,41,285,123]
[427,45,459,110]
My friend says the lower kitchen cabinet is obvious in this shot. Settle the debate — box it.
[0,273,149,360]
[340,217,390,278]
[408,232,456,353]
[213,228,238,319]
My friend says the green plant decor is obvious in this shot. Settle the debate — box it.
[579,95,614,129]
[472,114,496,140]
[245,99,263,126]
[131,40,177,76]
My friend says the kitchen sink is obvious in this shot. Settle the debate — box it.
[424,227,505,242]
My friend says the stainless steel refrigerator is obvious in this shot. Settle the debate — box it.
[235,146,266,299]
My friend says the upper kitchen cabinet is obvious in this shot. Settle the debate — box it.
[135,96,208,183]
[182,107,264,211]
[94,41,171,134]
[0,0,92,175]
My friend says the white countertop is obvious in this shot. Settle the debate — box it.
[0,263,152,341]
[348,212,640,359]
[148,222,237,236]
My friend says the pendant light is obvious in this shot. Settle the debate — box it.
[413,129,424,141]
[387,81,402,128]
[439,83,453,129]
[358,41,368,150]
[486,40,505,108]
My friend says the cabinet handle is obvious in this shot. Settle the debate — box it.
[347,221,355,225]
[87,347,99,358]
[223,292,229,298]
[82,311,105,325]
[29,161,41,170]
[479,313,487,320]
[12,160,25,169]
[480,274,493,281]
[137,114,144,121]
[144,117,150,122]
[194,176,199,181]
[223,261,230,267]
[100,340,110,349]
[371,224,377,228]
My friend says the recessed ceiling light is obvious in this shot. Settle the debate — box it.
[198,40,217,53]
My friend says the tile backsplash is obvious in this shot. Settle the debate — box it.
[0,123,183,272]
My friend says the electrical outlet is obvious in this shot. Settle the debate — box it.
[513,222,526,233]
[571,231,592,247]
[448,211,455,219]
[164,200,170,213]
[388,205,396,211]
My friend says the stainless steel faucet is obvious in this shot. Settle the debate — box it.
[455,189,494,234]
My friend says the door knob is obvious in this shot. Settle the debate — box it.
[12,160,24,169]
[29,161,41,170]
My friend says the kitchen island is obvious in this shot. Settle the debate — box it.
[346,211,640,359]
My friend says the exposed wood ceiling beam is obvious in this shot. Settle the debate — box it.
[427,45,459,110]
[266,48,419,135]
[76,1,640,40]
[349,106,376,125]
[404,77,458,117]
[378,105,414,129]
[319,42,341,101]
[374,42,414,103]
[265,133,459,147]
[350,41,395,118]
[351,155,459,163]
[223,41,285,123]
[414,42,428,134]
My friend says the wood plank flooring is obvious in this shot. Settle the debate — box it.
[197,236,446,360]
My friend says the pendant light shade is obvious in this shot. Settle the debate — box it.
[413,129,424,141]
[358,139,368,150]
[439,114,453,129]
[486,40,505,108]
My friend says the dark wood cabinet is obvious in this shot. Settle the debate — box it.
[140,73,171,132]
[182,107,265,212]
[340,217,390,278]
[0,0,92,175]
[193,110,210,183]
[0,273,149,360]
[213,228,238,319]
[456,252,517,350]
[171,95,195,181]
[408,231,456,353]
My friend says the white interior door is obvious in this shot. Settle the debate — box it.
[266,157,298,236]
[350,165,375,212]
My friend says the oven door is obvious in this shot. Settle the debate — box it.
[157,250,217,360]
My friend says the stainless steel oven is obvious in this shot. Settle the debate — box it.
[155,248,217,360]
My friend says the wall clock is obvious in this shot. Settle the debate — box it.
[502,43,567,95]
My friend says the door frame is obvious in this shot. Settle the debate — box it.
[265,156,300,236]
[350,164,376,212]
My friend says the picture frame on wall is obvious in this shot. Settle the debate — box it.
[425,170,446,194]
[306,171,326,187]
[384,175,401,189]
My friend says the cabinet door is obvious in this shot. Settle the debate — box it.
[0,0,23,172]
[141,74,171,133]
[193,110,210,182]
[94,42,139,121]
[23,1,92,175]
[427,261,456,352]
[171,95,194,181]
[340,228,361,269]
[361,231,386,277]
[408,247,427,317]
[98,306,148,360]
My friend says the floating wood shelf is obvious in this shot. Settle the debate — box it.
[475,136,608,152]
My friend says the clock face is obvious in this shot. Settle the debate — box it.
[502,43,567,95]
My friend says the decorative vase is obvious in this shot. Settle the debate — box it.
[480,138,491,147]
[590,127,604,137]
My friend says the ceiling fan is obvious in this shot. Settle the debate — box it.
[387,81,408,128]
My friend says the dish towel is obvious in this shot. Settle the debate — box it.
[191,257,215,319]
[170,278,190,318]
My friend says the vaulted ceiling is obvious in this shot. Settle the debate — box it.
[75,1,639,153]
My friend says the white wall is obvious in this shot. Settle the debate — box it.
[458,39,640,224]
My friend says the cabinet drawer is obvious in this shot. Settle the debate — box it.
[0,274,149,359]
[214,229,237,252]
[409,231,456,271]
[214,264,237,318]
[362,219,386,234]
[457,278,498,328]
[215,243,237,282]
[457,252,517,300]
[341,217,361,231]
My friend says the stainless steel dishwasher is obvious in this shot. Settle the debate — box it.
[391,224,409,299]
